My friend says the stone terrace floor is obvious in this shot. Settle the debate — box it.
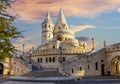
[1,75,120,84]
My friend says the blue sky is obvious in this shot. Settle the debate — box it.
[10,0,120,51]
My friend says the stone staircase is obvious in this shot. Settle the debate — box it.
[31,59,42,70]
[23,70,66,77]
[20,56,42,71]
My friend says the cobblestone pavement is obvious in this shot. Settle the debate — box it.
[1,79,120,84]
[55,79,120,84]
[1,81,54,84]
[0,75,9,84]
[1,76,120,84]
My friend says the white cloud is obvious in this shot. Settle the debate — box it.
[13,36,35,52]
[8,0,120,21]
[16,37,33,43]
[118,8,120,12]
[13,43,35,52]
[87,41,99,49]
[71,25,95,33]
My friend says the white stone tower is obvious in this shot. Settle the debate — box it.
[41,12,54,44]
[53,9,74,41]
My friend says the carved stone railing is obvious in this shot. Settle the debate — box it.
[18,55,42,70]
[31,59,42,70]
[13,57,29,68]
[30,48,91,56]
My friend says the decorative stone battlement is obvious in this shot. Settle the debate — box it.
[25,9,95,74]
[106,43,120,52]
[12,57,29,75]
[27,48,91,56]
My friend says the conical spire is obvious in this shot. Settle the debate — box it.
[56,8,68,25]
[46,12,50,20]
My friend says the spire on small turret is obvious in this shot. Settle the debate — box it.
[46,12,50,20]
[104,41,107,48]
[56,8,68,26]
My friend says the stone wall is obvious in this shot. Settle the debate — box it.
[63,48,105,77]
[105,43,120,75]
[0,57,11,75]
[11,57,29,76]
[31,54,78,70]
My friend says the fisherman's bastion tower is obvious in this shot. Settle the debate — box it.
[29,9,92,71]
[1,9,120,78]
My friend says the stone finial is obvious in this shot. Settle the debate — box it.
[46,12,50,20]
[104,41,107,48]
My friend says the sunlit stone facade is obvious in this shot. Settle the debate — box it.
[25,10,120,76]
[30,9,91,70]
[1,10,120,77]
[63,42,120,76]
[0,58,11,75]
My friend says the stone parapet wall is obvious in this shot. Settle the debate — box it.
[11,57,29,76]
[106,43,120,52]
[63,48,106,77]
[27,48,91,57]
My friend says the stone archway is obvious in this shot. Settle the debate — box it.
[112,56,120,75]
[0,63,4,74]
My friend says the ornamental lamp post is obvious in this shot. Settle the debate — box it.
[29,49,32,64]
[59,46,62,63]
[28,49,32,72]
[22,44,25,57]
[92,38,94,50]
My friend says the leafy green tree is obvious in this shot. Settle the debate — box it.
[0,0,21,61]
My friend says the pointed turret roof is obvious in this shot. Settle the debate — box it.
[46,12,50,20]
[55,8,68,27]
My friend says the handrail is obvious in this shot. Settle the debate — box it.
[19,55,42,70]
[13,57,29,67]
[63,48,94,65]
[31,59,42,70]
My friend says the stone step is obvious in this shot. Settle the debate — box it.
[23,70,66,77]
[32,65,39,71]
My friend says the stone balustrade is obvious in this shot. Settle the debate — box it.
[28,48,91,56]
[12,57,30,75]
[106,43,120,52]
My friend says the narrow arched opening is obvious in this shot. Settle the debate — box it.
[0,63,4,74]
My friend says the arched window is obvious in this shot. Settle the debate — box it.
[37,58,39,63]
[22,69,23,73]
[49,36,50,38]
[65,38,67,41]
[101,60,104,62]
[113,48,114,50]
[53,46,55,49]
[72,69,74,73]
[45,24,47,28]
[63,57,65,62]
[80,67,82,71]
[0,63,4,74]
[40,58,43,63]
[49,57,51,62]
[53,57,55,62]
[117,46,119,49]
[88,65,90,70]
[46,58,48,62]
[95,62,98,70]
